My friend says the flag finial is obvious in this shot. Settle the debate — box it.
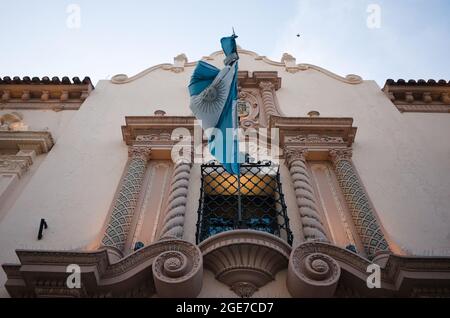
[232,27,237,38]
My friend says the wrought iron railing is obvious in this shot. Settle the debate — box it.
[195,160,293,245]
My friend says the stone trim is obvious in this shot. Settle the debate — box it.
[121,116,196,146]
[119,116,196,246]
[269,116,357,149]
[238,71,281,90]
[101,146,152,252]
[383,79,450,113]
[110,48,363,85]
[3,239,203,298]
[0,76,93,110]
[0,131,54,155]
[0,154,33,177]
[272,116,390,259]
[284,147,329,242]
[329,149,390,259]
[199,230,291,298]
[4,240,450,298]
[159,160,193,239]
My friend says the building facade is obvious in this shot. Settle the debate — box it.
[1,48,450,298]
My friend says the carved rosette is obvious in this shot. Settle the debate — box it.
[285,147,329,242]
[102,146,152,252]
[152,240,203,298]
[329,149,390,259]
[287,245,341,297]
[259,81,278,117]
[159,159,192,239]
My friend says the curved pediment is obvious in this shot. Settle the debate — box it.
[111,47,363,85]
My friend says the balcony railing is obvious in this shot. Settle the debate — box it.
[195,160,293,245]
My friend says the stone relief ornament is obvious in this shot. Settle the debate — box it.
[287,244,341,297]
[200,230,291,298]
[152,240,203,298]
[102,146,151,251]
[329,149,390,259]
[286,135,345,144]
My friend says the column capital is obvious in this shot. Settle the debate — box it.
[329,148,352,163]
[284,147,308,166]
[259,81,274,91]
[128,146,152,161]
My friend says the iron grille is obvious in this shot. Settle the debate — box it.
[196,160,293,245]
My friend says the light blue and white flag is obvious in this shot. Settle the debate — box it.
[188,34,241,174]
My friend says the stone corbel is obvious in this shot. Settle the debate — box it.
[199,230,291,298]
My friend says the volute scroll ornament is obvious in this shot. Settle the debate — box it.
[152,240,203,298]
[287,245,341,298]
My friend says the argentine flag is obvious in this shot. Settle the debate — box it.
[188,35,241,175]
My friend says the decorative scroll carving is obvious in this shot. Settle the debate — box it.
[285,147,329,242]
[199,230,291,298]
[287,244,341,297]
[136,132,172,141]
[102,146,152,251]
[3,239,203,298]
[286,135,345,144]
[259,81,279,117]
[237,90,260,128]
[152,240,203,298]
[159,159,192,239]
[4,240,450,298]
[329,149,390,259]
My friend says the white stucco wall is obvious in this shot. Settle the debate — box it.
[0,109,78,142]
[0,49,449,297]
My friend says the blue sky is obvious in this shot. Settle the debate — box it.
[0,0,449,86]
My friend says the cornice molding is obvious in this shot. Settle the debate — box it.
[3,239,450,298]
[122,116,196,146]
[383,79,450,113]
[0,76,94,110]
[2,239,203,298]
[0,131,54,154]
[269,116,357,152]
[239,71,281,90]
[111,48,363,85]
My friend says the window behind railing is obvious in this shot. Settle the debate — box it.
[196,161,293,245]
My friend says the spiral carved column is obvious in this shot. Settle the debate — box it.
[159,159,193,239]
[329,149,390,259]
[102,146,152,252]
[287,244,341,297]
[259,81,278,116]
[285,147,329,242]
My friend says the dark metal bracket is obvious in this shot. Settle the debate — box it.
[37,218,48,240]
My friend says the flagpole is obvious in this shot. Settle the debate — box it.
[236,66,242,229]
[232,36,242,228]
